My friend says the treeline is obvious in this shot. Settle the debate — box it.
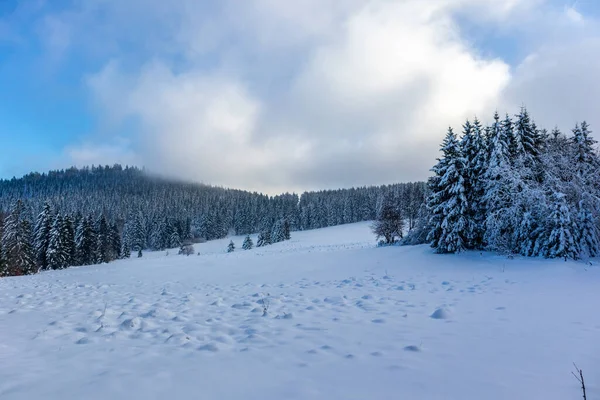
[0,201,122,276]
[0,166,426,276]
[406,107,600,259]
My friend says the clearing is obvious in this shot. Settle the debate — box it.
[0,222,598,399]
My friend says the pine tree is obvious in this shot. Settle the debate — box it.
[271,220,286,243]
[129,212,147,252]
[257,230,271,247]
[109,223,121,260]
[94,214,111,264]
[1,200,36,275]
[256,232,266,247]
[577,198,599,257]
[33,202,53,270]
[460,118,486,249]
[484,112,519,253]
[543,193,578,259]
[427,128,468,253]
[242,235,253,250]
[0,217,6,276]
[227,240,235,253]
[63,215,76,266]
[283,219,291,240]
[75,216,95,265]
[120,221,131,259]
[169,222,181,248]
[47,215,69,270]
[572,121,598,176]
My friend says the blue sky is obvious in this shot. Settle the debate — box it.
[1,0,599,192]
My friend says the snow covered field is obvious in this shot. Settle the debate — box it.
[0,222,598,399]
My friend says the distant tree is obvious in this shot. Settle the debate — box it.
[227,240,235,253]
[283,219,291,240]
[242,235,253,250]
[47,215,69,270]
[179,242,195,256]
[271,220,286,243]
[75,216,95,265]
[33,202,53,270]
[2,200,36,275]
[372,195,404,245]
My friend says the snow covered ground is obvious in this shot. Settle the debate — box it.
[0,222,598,399]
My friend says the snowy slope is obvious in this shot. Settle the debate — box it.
[0,222,598,400]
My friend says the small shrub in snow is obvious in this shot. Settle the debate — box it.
[179,243,194,256]
[227,240,235,253]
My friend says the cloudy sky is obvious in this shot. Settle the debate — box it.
[0,0,598,193]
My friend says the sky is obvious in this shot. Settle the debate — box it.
[0,0,599,193]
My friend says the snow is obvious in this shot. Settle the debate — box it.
[0,221,599,399]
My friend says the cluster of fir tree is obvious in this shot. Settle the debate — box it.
[0,165,425,240]
[0,201,123,277]
[256,218,292,247]
[408,107,600,259]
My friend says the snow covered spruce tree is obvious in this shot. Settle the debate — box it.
[542,193,578,259]
[422,107,600,260]
[242,235,253,250]
[47,215,70,270]
[271,219,286,243]
[460,118,487,249]
[227,240,235,253]
[426,127,469,253]
[33,202,54,270]
[75,216,96,265]
[1,200,36,275]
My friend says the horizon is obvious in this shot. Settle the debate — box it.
[1,0,600,193]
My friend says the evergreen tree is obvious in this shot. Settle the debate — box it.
[242,235,253,250]
[169,222,181,248]
[484,112,519,252]
[256,232,266,247]
[1,200,36,275]
[283,219,291,240]
[75,216,95,265]
[427,128,468,253]
[0,217,6,276]
[63,215,76,266]
[94,214,111,264]
[227,240,235,253]
[120,221,131,259]
[271,220,286,243]
[543,193,578,259]
[47,215,69,270]
[33,202,53,270]
[460,118,486,249]
[577,198,599,257]
[572,121,598,176]
[109,223,121,260]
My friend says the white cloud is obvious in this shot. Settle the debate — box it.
[48,0,600,192]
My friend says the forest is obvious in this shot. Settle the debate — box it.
[0,166,425,276]
[403,107,600,259]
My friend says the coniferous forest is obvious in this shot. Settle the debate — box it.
[406,107,600,259]
[0,166,425,276]
[1,106,598,277]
